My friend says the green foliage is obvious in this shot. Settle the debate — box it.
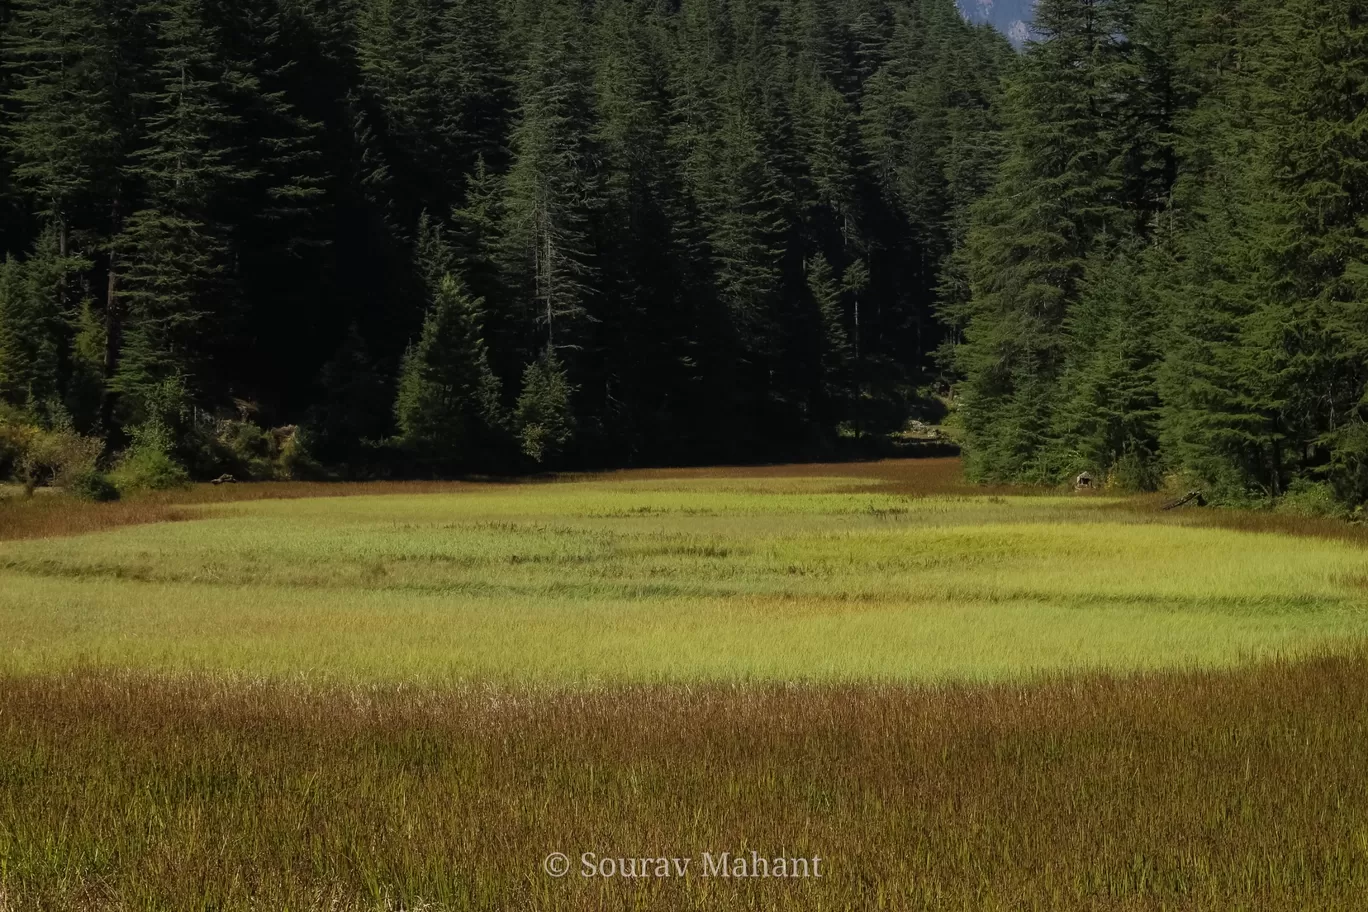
[515,350,575,464]
[2,0,127,223]
[951,0,1132,483]
[110,418,190,492]
[65,467,120,501]
[1053,250,1163,488]
[808,255,854,421]
[499,0,600,353]
[394,272,505,470]
[112,0,252,423]
[0,404,104,494]
[66,297,107,432]
[110,444,189,492]
[949,0,1368,511]
[277,425,323,481]
[199,418,320,481]
[0,0,1013,473]
[12,0,1366,506]
[0,231,71,411]
[1276,477,1344,520]
[306,326,393,468]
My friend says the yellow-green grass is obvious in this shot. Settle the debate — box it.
[1,465,1365,683]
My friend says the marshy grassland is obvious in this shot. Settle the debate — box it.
[1,458,1367,909]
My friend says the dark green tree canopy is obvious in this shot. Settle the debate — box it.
[1,0,1011,475]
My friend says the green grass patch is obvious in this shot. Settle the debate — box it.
[0,468,1364,683]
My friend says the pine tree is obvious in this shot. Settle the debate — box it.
[515,348,575,464]
[1052,249,1162,487]
[0,256,51,407]
[588,0,696,456]
[807,254,855,423]
[3,0,127,234]
[66,296,106,430]
[307,325,393,467]
[1262,0,1368,504]
[951,0,1128,481]
[394,273,504,469]
[0,230,72,413]
[1153,0,1298,498]
[112,0,253,425]
[4,0,135,427]
[500,0,601,355]
[698,73,790,364]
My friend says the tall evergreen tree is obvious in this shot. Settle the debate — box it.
[951,0,1128,481]
[394,272,504,468]
[112,0,253,425]
[500,0,601,357]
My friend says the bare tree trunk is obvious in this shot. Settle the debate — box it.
[101,201,122,431]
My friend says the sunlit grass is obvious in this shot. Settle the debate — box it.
[0,467,1364,683]
[4,461,1368,910]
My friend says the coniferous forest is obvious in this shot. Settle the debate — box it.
[0,0,1366,508]
[0,0,1009,480]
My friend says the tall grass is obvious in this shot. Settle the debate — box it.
[2,655,1367,910]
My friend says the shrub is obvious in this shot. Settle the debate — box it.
[111,421,190,492]
[1106,446,1162,493]
[1277,477,1344,519]
[516,352,575,465]
[65,468,120,502]
[201,419,322,481]
[0,406,104,495]
[278,425,323,480]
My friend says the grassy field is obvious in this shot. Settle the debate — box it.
[1,459,1367,909]
[1,459,1366,683]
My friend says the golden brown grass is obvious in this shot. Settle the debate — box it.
[2,654,1367,910]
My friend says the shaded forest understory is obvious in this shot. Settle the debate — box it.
[1,0,1366,508]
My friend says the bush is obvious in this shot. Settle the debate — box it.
[65,468,120,502]
[0,405,104,495]
[1277,477,1344,519]
[111,420,190,492]
[1106,447,1163,493]
[111,446,190,492]
[278,425,323,480]
[182,411,324,481]
[516,353,576,465]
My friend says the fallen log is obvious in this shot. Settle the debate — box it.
[1162,490,1205,510]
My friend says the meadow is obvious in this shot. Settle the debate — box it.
[1,459,1367,909]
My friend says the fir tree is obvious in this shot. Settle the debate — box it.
[112,0,253,424]
[515,348,575,465]
[500,0,600,355]
[951,0,1129,481]
[394,273,504,469]
[0,230,71,412]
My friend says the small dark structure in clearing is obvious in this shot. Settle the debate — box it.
[1075,472,1094,490]
[211,474,238,486]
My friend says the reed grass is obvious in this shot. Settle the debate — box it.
[1,656,1367,910]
